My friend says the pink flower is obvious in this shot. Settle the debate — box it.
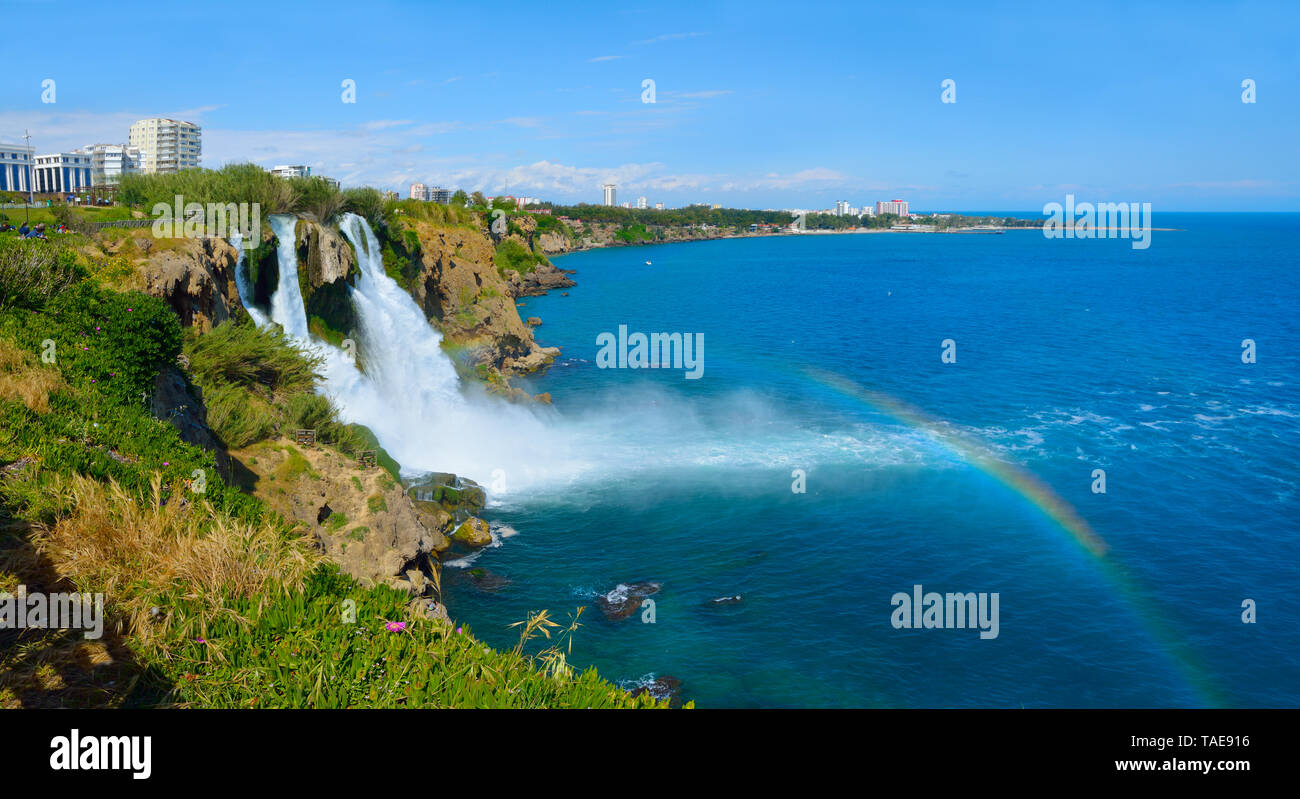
[456,626,462,634]
[385,621,407,633]
[195,637,206,644]
[163,462,170,466]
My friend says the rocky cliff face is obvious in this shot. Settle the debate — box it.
[400,219,560,376]
[137,236,242,332]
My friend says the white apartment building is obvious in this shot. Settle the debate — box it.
[427,187,451,203]
[75,143,141,186]
[636,196,648,209]
[0,144,33,193]
[32,152,93,194]
[876,199,909,216]
[128,118,201,174]
[272,165,311,179]
[602,183,617,206]
[654,202,664,210]
[410,182,428,200]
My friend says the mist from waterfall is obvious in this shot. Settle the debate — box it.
[243,212,929,499]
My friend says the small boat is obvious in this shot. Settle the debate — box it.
[645,260,652,265]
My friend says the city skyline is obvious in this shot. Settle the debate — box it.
[1,0,1296,210]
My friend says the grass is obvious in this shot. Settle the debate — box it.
[0,192,672,710]
[0,338,65,412]
[366,495,387,514]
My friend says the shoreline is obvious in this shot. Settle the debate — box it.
[549,223,1183,258]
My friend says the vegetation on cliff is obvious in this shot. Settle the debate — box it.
[0,229,662,709]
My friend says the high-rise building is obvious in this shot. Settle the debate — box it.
[602,183,616,206]
[876,199,909,216]
[272,165,312,179]
[636,196,648,209]
[429,186,452,204]
[75,144,142,186]
[128,118,201,174]
[410,183,428,200]
[835,200,850,216]
[31,152,93,194]
[0,144,33,193]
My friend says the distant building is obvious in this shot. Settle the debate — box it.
[128,118,201,174]
[876,199,908,216]
[319,176,340,190]
[382,190,398,201]
[0,144,34,193]
[654,202,664,210]
[75,144,141,186]
[636,196,648,209]
[272,165,312,179]
[410,183,427,200]
[31,152,93,194]
[428,186,451,204]
[602,183,616,206]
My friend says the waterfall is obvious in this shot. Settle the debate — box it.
[229,229,269,328]
[332,213,575,484]
[267,214,310,340]
[237,212,882,495]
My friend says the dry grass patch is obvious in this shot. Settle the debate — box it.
[0,338,65,413]
[31,473,324,647]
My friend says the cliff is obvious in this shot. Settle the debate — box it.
[396,219,560,376]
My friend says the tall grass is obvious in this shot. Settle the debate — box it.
[184,320,361,452]
[118,163,350,223]
[28,473,323,645]
[0,236,84,310]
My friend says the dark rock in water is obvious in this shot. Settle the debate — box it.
[464,567,511,592]
[595,581,661,621]
[708,594,743,606]
[630,675,683,706]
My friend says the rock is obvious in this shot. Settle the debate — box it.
[533,392,552,404]
[138,236,240,332]
[452,517,492,547]
[630,675,684,707]
[151,365,229,480]
[595,581,661,621]
[526,316,542,326]
[464,567,510,592]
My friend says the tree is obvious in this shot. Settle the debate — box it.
[451,189,468,206]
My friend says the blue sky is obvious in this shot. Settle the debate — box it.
[2,0,1297,210]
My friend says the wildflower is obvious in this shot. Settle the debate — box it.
[196,637,206,644]
[456,626,463,634]
[385,621,407,633]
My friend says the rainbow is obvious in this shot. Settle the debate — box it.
[802,365,1226,707]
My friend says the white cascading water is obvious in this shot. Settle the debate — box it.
[229,229,269,328]
[239,212,934,499]
[332,213,580,485]
[268,215,310,340]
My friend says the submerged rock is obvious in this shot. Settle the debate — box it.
[595,581,661,621]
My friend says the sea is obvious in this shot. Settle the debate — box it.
[438,213,1299,708]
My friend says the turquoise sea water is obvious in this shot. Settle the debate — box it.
[441,214,1299,708]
